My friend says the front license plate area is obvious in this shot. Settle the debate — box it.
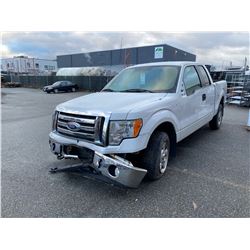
[64,145,94,163]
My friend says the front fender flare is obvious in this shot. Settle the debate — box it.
[140,109,180,147]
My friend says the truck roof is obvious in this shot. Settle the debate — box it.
[128,61,201,68]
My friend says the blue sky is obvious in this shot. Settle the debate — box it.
[1,32,249,68]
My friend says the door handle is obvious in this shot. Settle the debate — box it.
[202,94,206,101]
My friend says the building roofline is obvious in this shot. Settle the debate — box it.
[57,43,196,57]
[0,57,56,61]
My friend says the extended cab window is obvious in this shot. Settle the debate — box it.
[197,65,211,86]
[183,66,201,96]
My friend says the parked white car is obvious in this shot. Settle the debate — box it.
[49,61,227,187]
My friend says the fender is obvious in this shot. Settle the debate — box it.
[140,109,180,147]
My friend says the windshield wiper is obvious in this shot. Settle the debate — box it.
[102,88,114,92]
[120,88,153,93]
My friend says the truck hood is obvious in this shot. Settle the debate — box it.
[56,92,167,119]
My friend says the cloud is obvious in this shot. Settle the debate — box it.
[1,31,249,68]
[1,44,15,58]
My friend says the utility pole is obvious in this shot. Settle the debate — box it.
[244,57,247,70]
[120,37,123,50]
[120,37,123,69]
[221,61,225,70]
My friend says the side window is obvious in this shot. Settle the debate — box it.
[183,66,201,96]
[197,65,211,86]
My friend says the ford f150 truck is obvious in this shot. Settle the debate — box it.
[49,62,227,188]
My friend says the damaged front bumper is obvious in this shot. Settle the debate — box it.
[49,139,147,188]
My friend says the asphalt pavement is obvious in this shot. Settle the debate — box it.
[1,88,250,217]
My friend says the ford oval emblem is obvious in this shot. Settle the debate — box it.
[67,121,81,131]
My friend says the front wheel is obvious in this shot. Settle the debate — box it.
[209,103,223,130]
[54,89,58,94]
[140,131,170,180]
[72,87,76,92]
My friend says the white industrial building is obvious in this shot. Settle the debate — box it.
[0,56,57,75]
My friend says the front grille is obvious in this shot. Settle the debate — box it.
[56,111,103,143]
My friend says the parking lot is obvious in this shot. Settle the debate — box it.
[1,88,250,218]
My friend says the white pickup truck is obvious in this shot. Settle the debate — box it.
[49,61,227,187]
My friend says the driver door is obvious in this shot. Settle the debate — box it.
[178,66,203,138]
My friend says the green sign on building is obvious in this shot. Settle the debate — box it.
[154,46,164,59]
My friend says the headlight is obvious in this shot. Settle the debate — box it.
[109,119,143,145]
[52,111,59,130]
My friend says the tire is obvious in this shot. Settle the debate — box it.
[140,131,170,180]
[209,103,223,130]
[54,89,58,94]
[72,87,76,92]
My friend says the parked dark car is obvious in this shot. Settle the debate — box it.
[43,81,79,93]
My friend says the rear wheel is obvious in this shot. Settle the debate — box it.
[209,103,223,130]
[72,87,76,92]
[140,131,170,180]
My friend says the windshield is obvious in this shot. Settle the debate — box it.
[52,81,61,87]
[103,66,180,93]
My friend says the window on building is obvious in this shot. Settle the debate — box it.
[7,63,10,68]
[44,65,48,70]
[48,65,55,70]
[35,63,39,68]
[27,62,30,68]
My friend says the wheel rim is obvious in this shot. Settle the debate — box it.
[159,142,169,174]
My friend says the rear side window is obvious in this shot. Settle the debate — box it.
[183,66,201,96]
[197,65,211,86]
